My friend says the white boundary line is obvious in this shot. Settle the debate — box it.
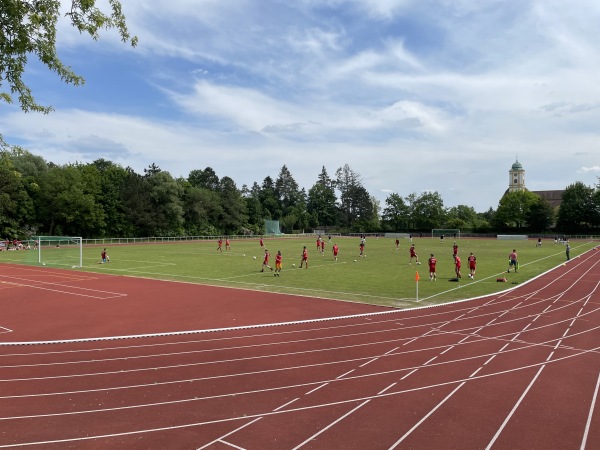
[1,247,597,346]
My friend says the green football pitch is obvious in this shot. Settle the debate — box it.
[2,236,596,308]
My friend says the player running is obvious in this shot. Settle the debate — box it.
[409,244,420,265]
[261,249,273,272]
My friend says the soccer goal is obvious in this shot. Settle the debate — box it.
[432,229,460,239]
[28,236,83,268]
[264,220,282,236]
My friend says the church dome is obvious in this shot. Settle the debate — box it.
[511,160,523,171]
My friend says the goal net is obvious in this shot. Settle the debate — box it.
[26,236,83,268]
[431,229,460,239]
[264,220,282,236]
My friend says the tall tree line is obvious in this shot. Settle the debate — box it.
[1,149,598,239]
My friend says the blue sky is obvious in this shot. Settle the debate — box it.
[1,0,599,212]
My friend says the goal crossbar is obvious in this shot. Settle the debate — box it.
[32,236,83,268]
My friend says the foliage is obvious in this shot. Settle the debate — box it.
[556,182,598,233]
[0,0,137,114]
[495,190,539,229]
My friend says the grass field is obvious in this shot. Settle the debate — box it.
[2,236,597,308]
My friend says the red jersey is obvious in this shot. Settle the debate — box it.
[410,247,416,257]
[275,254,282,264]
[332,244,339,255]
[302,249,308,260]
[468,255,476,268]
[263,252,270,263]
[428,257,437,270]
[453,244,458,255]
[455,256,461,269]
[320,240,325,250]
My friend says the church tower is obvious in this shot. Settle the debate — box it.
[508,158,525,192]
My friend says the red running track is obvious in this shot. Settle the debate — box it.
[1,248,600,449]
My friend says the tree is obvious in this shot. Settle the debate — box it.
[556,182,596,232]
[335,164,373,229]
[525,197,554,232]
[0,0,137,114]
[412,191,446,230]
[259,176,281,220]
[188,167,220,191]
[307,166,337,227]
[382,193,409,231]
[0,153,34,236]
[218,176,248,234]
[36,164,105,236]
[495,190,539,230]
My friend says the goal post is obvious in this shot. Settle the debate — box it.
[431,229,460,239]
[28,236,83,268]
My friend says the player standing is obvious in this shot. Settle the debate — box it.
[452,241,458,258]
[454,255,462,279]
[274,250,282,276]
[225,238,231,251]
[359,239,366,257]
[317,237,322,254]
[320,238,325,255]
[508,249,518,273]
[395,238,400,251]
[467,252,476,279]
[428,253,437,281]
[300,246,308,268]
[259,237,264,249]
[332,243,339,261]
[217,238,223,252]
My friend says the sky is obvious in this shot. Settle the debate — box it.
[1,0,600,212]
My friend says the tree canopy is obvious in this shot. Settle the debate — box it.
[0,0,137,115]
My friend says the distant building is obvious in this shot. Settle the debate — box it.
[505,158,564,209]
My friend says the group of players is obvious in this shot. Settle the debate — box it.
[256,235,481,281]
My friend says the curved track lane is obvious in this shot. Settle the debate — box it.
[1,249,600,449]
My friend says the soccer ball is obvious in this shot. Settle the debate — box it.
[42,263,46,266]
[292,263,296,267]
[253,256,256,260]
[243,254,246,256]
[354,259,358,262]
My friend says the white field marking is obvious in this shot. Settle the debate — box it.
[305,383,328,396]
[197,416,263,450]
[422,247,599,302]
[2,343,599,441]
[336,370,355,379]
[389,381,468,449]
[0,276,575,354]
[485,365,546,450]
[292,400,372,450]
[215,439,245,450]
[4,298,599,383]
[5,320,600,399]
[581,370,600,450]
[0,275,126,299]
[96,265,408,304]
[390,326,531,450]
[484,343,511,365]
[6,248,593,348]
[273,398,300,411]
[0,282,127,300]
[223,261,349,280]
